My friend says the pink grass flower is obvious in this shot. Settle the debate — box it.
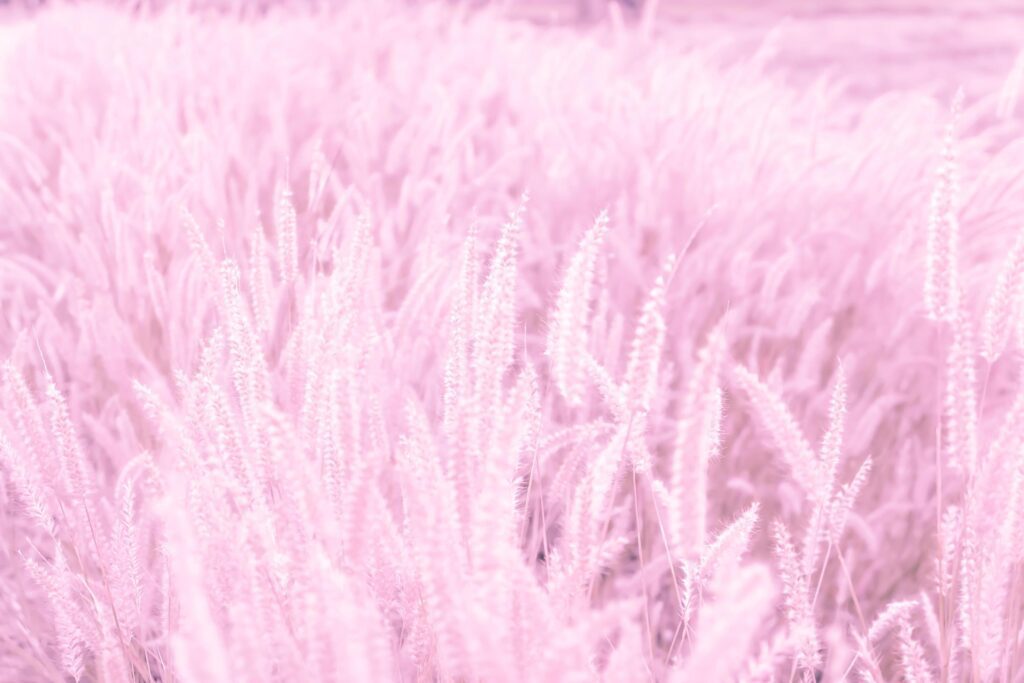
[2,2,1024,682]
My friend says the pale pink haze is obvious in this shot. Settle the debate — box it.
[1,1,1024,682]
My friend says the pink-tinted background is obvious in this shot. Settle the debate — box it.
[0,1,1022,681]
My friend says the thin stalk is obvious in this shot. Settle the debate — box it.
[664,618,684,667]
[837,548,869,636]
[810,542,833,611]
[935,324,950,683]
[82,504,144,682]
[840,652,864,682]
[1002,568,1024,683]
[1003,569,1019,683]
[587,413,637,604]
[633,467,655,666]
[644,472,683,607]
